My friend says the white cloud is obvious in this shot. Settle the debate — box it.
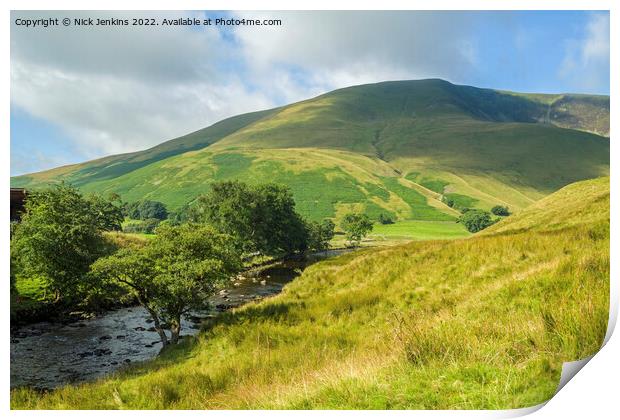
[232,11,480,88]
[12,11,482,164]
[11,11,275,158]
[559,13,609,93]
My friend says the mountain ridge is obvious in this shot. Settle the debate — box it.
[12,79,610,222]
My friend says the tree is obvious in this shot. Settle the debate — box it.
[458,209,495,233]
[341,213,373,247]
[88,192,125,231]
[91,224,241,347]
[125,200,168,221]
[491,205,510,216]
[10,183,123,301]
[306,219,335,252]
[378,213,394,225]
[189,181,308,256]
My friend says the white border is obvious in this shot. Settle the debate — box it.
[2,1,616,419]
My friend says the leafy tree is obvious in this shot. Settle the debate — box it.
[306,219,335,252]
[441,196,455,208]
[458,209,496,233]
[91,224,241,347]
[378,213,394,225]
[88,192,125,231]
[189,181,308,256]
[125,200,168,221]
[10,183,123,301]
[491,205,511,216]
[139,200,168,220]
[341,213,373,247]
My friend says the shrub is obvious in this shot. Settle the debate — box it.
[491,205,511,216]
[378,213,394,225]
[458,210,496,233]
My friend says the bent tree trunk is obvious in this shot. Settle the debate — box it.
[134,294,169,347]
[141,302,169,347]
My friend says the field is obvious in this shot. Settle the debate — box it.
[370,220,470,241]
[11,177,609,409]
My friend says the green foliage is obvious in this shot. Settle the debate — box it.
[305,219,336,252]
[10,183,123,301]
[87,192,125,231]
[11,177,609,410]
[378,213,394,225]
[124,200,168,221]
[91,224,242,346]
[491,205,511,216]
[341,213,374,246]
[187,181,308,256]
[458,209,496,233]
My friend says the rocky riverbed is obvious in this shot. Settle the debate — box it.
[11,252,343,390]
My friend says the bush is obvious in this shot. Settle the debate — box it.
[491,205,511,216]
[378,213,394,225]
[442,197,455,208]
[458,210,496,233]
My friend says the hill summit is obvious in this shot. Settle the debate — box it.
[11,79,610,222]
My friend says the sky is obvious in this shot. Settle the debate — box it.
[10,10,610,176]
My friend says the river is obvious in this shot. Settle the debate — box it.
[10,251,343,390]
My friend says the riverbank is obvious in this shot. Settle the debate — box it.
[10,247,349,328]
[11,251,347,390]
[11,177,610,409]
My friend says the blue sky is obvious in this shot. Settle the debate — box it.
[10,10,610,175]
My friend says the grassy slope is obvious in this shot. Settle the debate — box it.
[10,108,279,188]
[11,177,609,409]
[69,148,456,222]
[11,80,609,222]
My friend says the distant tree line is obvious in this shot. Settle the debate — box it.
[122,199,169,234]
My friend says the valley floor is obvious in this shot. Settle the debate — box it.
[11,178,609,410]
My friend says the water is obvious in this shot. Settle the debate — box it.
[10,251,344,390]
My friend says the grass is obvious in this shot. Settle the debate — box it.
[11,177,609,409]
[11,80,609,222]
[370,220,470,241]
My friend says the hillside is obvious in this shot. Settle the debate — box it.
[12,177,610,409]
[11,79,610,222]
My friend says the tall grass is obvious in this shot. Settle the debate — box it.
[11,177,609,409]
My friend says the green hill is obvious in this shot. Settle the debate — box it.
[12,177,609,409]
[11,79,609,223]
